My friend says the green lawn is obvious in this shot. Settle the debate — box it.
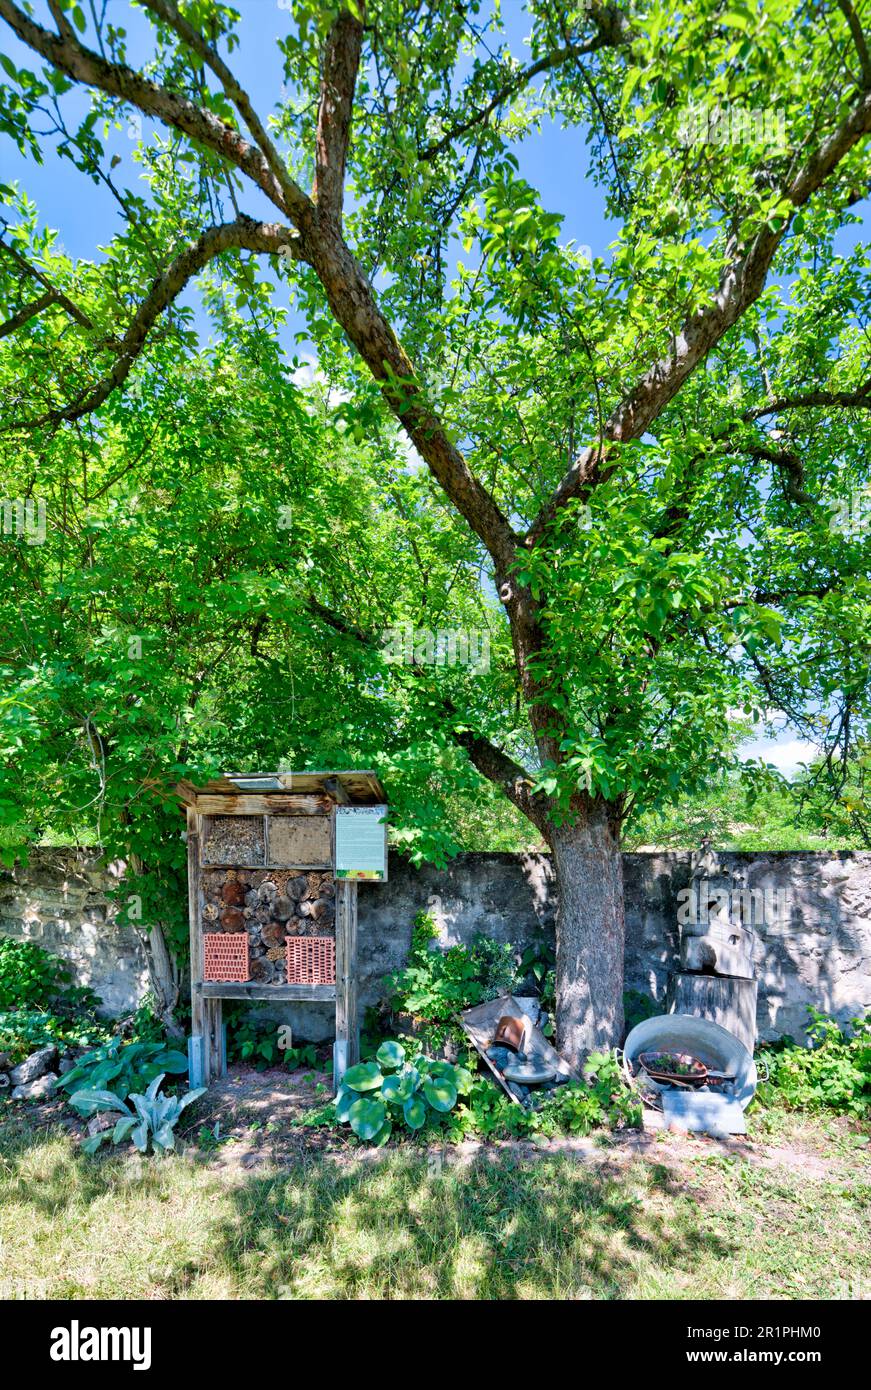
[0,1108,867,1300]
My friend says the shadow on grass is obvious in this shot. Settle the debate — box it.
[207,1145,734,1299]
[0,1111,735,1299]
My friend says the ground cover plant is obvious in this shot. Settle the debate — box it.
[756,1009,871,1117]
[384,911,523,1047]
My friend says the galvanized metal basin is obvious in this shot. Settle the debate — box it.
[623,1013,757,1110]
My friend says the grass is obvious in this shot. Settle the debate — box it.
[0,1108,868,1299]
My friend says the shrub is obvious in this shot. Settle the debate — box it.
[225,1014,318,1071]
[526,1052,643,1136]
[319,1044,640,1146]
[0,1007,111,1065]
[451,1049,641,1140]
[0,936,61,1010]
[756,1009,871,1116]
[333,1040,473,1143]
[68,1073,205,1155]
[56,1037,189,1101]
[0,936,102,1023]
[385,912,521,1047]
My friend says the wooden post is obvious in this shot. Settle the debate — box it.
[335,878,359,1086]
[186,807,207,1085]
[187,802,225,1085]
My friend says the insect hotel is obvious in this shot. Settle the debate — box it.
[178,771,388,1089]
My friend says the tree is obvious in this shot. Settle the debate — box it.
[1,0,870,1063]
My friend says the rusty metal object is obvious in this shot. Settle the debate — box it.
[493,1014,527,1051]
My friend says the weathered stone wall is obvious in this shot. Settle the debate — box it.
[0,849,148,1015]
[2,849,869,1043]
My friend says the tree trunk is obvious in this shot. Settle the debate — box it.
[138,919,183,1040]
[549,800,625,1069]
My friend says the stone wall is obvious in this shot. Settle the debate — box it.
[2,849,869,1043]
[0,849,148,1015]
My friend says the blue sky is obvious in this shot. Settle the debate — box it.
[3,0,861,776]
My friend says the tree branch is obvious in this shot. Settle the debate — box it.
[838,0,871,89]
[418,7,632,163]
[0,235,95,330]
[0,288,57,339]
[138,0,309,221]
[314,7,364,227]
[526,85,871,544]
[0,0,311,224]
[304,592,547,827]
[742,373,871,419]
[7,216,300,428]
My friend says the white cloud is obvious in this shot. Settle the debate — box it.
[741,734,819,777]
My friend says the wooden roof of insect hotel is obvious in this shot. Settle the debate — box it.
[177,769,386,812]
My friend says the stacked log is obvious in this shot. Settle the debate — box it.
[200,868,335,983]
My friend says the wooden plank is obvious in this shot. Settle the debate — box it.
[195,793,332,816]
[197,982,336,1002]
[335,879,359,1065]
[204,997,224,1079]
[324,776,351,805]
[186,807,205,1052]
[667,973,758,1055]
[177,770,386,803]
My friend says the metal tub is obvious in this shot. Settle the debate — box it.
[623,1013,757,1110]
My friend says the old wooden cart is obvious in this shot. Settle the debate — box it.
[178,771,387,1089]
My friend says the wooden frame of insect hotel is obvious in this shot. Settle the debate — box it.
[177,770,388,1090]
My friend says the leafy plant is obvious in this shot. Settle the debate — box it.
[0,1007,111,1065]
[450,1074,530,1139]
[468,933,521,998]
[756,1009,871,1116]
[385,912,522,1047]
[623,988,659,1034]
[335,1039,472,1144]
[225,1014,318,1071]
[69,1073,205,1155]
[517,936,556,1034]
[0,936,101,1018]
[56,1037,189,1102]
[447,1049,640,1140]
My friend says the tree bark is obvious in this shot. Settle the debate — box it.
[140,918,183,1039]
[549,799,625,1069]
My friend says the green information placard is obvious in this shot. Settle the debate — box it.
[334,805,388,881]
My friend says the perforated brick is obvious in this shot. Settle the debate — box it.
[203,932,249,982]
[285,935,335,985]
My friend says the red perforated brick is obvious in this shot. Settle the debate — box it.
[286,935,335,985]
[204,932,249,982]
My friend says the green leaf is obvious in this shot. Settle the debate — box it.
[423,1077,457,1112]
[403,1094,427,1129]
[130,1121,149,1153]
[81,1132,108,1155]
[343,1061,384,1091]
[335,1086,357,1122]
[348,1096,387,1140]
[67,1088,127,1117]
[112,1116,137,1144]
[376,1039,406,1070]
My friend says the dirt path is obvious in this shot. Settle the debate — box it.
[186,1064,870,1186]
